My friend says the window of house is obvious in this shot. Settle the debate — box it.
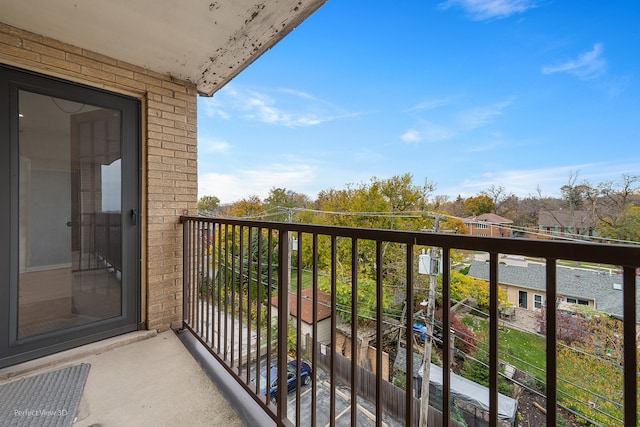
[534,294,543,309]
[566,297,589,305]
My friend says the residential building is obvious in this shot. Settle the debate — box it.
[464,213,513,238]
[467,260,640,319]
[538,210,596,238]
[270,288,332,345]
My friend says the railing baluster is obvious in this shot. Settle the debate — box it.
[255,227,262,395]
[376,240,383,427]
[442,248,451,424]
[277,228,290,423]
[295,232,302,427]
[231,225,237,369]
[311,232,319,427]
[489,252,499,427]
[182,218,189,326]
[246,226,252,385]
[623,266,637,427]
[546,259,557,427]
[405,243,414,427]
[266,229,274,404]
[330,235,337,427]
[351,238,358,426]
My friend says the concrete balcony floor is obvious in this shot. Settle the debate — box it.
[0,330,245,427]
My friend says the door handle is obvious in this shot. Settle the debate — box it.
[131,209,137,226]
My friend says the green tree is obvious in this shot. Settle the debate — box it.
[464,195,495,216]
[198,195,220,214]
[555,312,629,425]
[263,187,312,222]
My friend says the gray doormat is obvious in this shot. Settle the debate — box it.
[0,363,90,427]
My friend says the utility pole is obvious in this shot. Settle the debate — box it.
[419,217,441,427]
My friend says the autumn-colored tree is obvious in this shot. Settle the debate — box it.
[221,195,264,218]
[464,195,495,216]
[437,270,507,312]
[433,308,476,355]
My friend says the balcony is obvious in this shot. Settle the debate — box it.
[180,216,640,427]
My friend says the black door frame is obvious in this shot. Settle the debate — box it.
[0,64,141,368]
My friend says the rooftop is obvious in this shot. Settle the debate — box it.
[467,259,640,318]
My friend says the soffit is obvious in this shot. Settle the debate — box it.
[0,0,326,96]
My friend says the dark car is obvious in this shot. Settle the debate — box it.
[255,360,312,402]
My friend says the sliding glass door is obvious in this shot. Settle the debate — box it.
[0,65,140,368]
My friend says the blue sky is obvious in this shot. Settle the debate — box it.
[197,1,640,204]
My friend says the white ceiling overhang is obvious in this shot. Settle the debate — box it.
[0,0,326,96]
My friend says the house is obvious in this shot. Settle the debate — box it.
[467,260,640,319]
[464,213,513,238]
[538,210,596,238]
[0,0,327,369]
[270,288,332,345]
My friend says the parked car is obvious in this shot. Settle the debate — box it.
[254,360,312,402]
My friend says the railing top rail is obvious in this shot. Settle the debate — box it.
[180,216,640,267]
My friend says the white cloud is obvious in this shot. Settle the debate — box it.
[457,98,513,130]
[401,129,422,143]
[401,97,512,146]
[199,137,230,153]
[200,84,348,128]
[404,96,457,112]
[438,0,537,21]
[198,163,317,203]
[422,121,457,142]
[542,43,607,80]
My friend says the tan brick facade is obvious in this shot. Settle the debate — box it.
[0,22,198,332]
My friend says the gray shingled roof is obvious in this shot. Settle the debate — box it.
[538,210,595,228]
[467,260,640,319]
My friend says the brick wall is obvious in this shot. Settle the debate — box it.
[0,22,198,332]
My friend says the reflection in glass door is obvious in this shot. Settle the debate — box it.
[18,91,123,338]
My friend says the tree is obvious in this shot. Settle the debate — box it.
[263,187,312,222]
[198,195,220,214]
[552,310,629,425]
[221,195,264,218]
[463,195,495,216]
[589,174,640,241]
[559,170,590,211]
[480,184,513,215]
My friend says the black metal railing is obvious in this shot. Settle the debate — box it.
[181,216,639,427]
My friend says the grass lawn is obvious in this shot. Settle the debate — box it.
[463,317,546,380]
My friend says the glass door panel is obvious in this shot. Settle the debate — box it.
[17,90,123,338]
